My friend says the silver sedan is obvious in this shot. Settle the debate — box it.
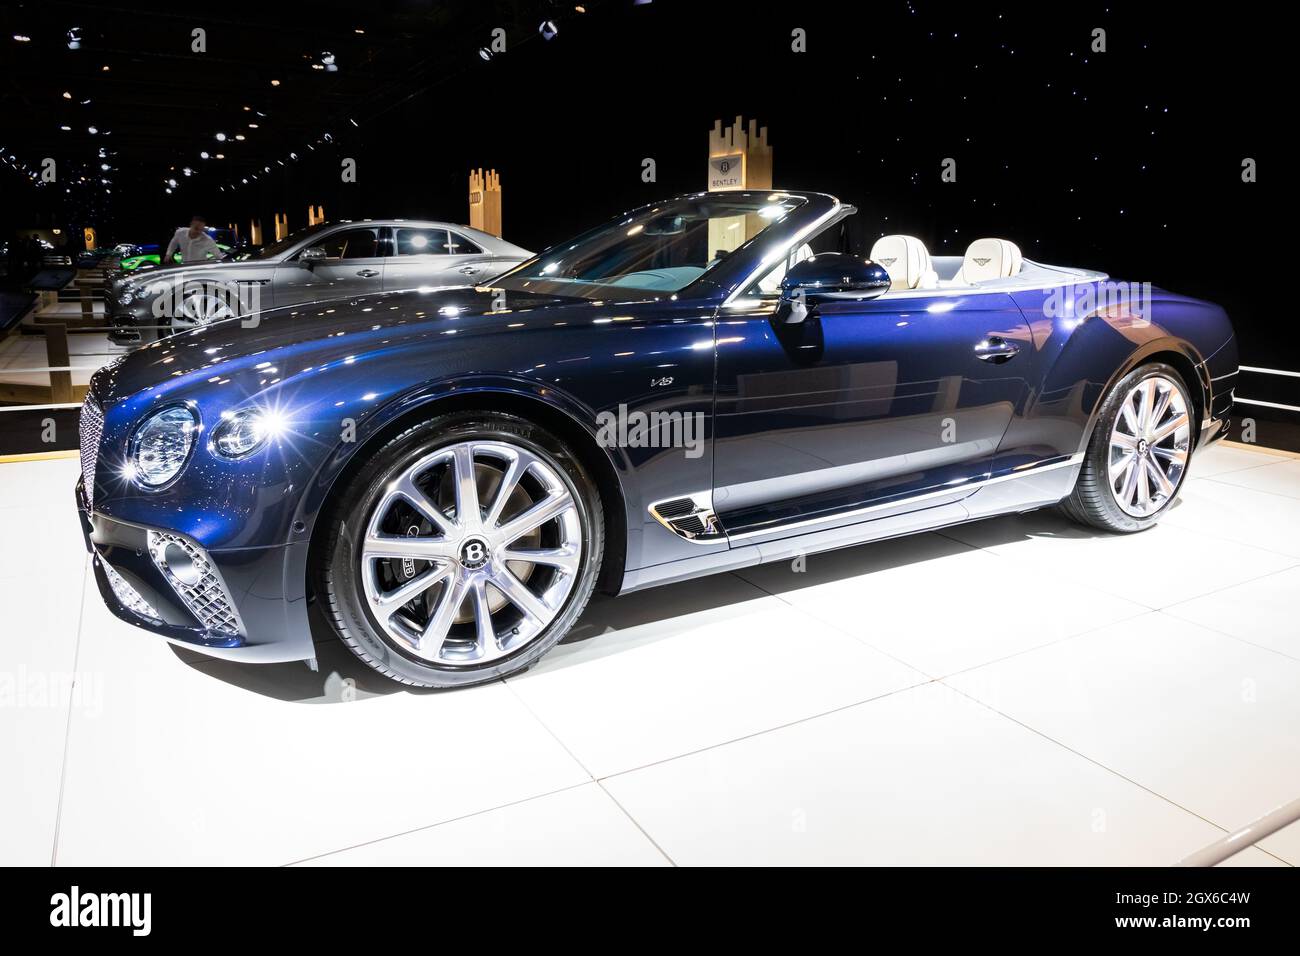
[106,220,531,343]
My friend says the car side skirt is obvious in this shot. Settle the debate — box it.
[620,454,1085,593]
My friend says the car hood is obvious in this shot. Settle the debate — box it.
[90,285,604,405]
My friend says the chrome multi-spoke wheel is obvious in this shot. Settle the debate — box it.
[319,412,602,688]
[359,441,582,665]
[1062,363,1195,533]
[173,289,234,330]
[1107,375,1190,517]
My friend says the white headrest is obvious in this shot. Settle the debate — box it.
[870,235,938,290]
[958,238,1023,284]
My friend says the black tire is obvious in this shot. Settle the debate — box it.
[1060,362,1194,533]
[315,410,604,688]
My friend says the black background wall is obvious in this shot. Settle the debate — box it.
[0,0,1288,406]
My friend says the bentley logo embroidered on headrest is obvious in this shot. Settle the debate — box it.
[879,257,897,266]
[973,257,992,266]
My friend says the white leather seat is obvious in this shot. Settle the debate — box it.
[869,234,938,291]
[954,238,1023,284]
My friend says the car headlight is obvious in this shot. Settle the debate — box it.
[210,408,276,458]
[130,405,199,487]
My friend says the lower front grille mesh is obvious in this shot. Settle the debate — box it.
[147,530,244,636]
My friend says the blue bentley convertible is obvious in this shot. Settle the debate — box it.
[76,191,1238,686]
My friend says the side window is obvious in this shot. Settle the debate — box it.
[395,228,450,256]
[446,232,483,255]
[311,228,380,261]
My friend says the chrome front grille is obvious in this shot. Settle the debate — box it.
[79,396,104,510]
[147,530,245,636]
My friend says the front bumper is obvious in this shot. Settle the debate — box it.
[76,479,316,663]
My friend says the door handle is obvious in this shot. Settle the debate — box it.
[356,269,380,278]
[458,265,480,275]
[974,335,1021,363]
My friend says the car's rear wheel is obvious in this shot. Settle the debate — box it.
[316,411,603,688]
[1061,362,1194,533]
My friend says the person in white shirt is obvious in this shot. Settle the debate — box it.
[164,216,224,265]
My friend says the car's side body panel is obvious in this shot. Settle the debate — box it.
[711,291,1034,543]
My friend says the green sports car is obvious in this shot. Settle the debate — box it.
[119,243,232,272]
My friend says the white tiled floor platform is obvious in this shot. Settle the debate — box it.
[2,444,1298,866]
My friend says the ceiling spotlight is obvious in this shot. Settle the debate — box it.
[241,178,248,184]
[289,151,298,160]
[87,126,98,134]
[539,20,559,40]
[311,63,323,71]
[165,187,173,194]
[182,167,193,176]
[349,118,358,126]
[62,91,72,99]
[243,105,251,111]
[478,47,493,61]
[323,133,333,143]
[200,151,210,159]
[248,123,258,129]
[101,64,110,71]
[215,132,227,141]
[66,27,83,50]
[234,134,246,141]
[100,163,110,171]
[270,79,281,86]
[80,99,91,105]
[60,125,71,131]
[320,51,337,71]
[575,5,586,11]
[167,178,177,187]
[215,153,225,159]
[13,35,32,43]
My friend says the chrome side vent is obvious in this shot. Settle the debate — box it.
[649,492,725,543]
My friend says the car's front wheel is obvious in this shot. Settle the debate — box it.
[1061,362,1194,532]
[317,411,603,688]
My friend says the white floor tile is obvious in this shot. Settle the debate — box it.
[54,589,590,866]
[0,562,88,864]
[1190,444,1287,478]
[1163,566,1300,661]
[945,613,1300,842]
[295,784,668,866]
[604,683,1242,866]
[1207,458,1300,500]
[506,573,927,777]
[738,534,1147,676]
[1163,477,1300,559]
[941,510,1295,608]
[0,459,84,583]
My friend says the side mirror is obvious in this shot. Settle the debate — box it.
[299,247,327,265]
[778,253,891,323]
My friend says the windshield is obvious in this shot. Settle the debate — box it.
[235,222,332,260]
[494,194,807,299]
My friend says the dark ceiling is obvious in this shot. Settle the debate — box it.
[0,0,580,214]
